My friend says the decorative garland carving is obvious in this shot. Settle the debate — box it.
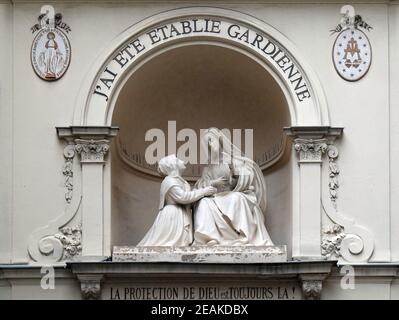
[29,130,114,264]
[28,140,82,263]
[28,197,82,264]
[321,224,345,259]
[54,224,82,260]
[63,144,75,203]
[327,145,339,208]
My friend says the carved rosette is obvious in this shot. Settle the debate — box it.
[294,138,328,161]
[75,139,110,163]
[301,280,322,300]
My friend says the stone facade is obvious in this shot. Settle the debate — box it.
[1,0,399,300]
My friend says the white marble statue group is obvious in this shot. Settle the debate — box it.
[138,128,274,247]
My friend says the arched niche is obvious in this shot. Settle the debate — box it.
[58,7,334,261]
[73,7,330,127]
[111,43,293,254]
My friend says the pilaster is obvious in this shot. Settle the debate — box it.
[57,126,119,260]
[284,126,343,260]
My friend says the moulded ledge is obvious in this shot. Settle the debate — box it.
[112,245,287,263]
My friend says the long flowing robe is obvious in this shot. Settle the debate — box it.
[194,163,273,246]
[137,175,207,247]
[44,39,59,77]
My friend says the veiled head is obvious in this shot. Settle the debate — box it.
[158,154,186,176]
[202,128,221,154]
[202,128,240,165]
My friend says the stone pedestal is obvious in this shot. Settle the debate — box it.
[112,246,287,263]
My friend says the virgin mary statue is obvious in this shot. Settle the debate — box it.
[194,128,274,246]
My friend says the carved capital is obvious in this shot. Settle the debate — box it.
[294,138,327,162]
[75,139,110,163]
[284,126,343,163]
[78,275,103,300]
[301,279,323,300]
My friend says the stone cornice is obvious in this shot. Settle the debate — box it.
[56,126,119,141]
[68,260,337,299]
[3,262,399,300]
[284,126,343,140]
[67,260,337,278]
[3,262,399,279]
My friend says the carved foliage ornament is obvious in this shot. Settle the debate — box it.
[321,143,375,262]
[294,138,327,161]
[63,144,75,203]
[321,224,345,259]
[29,134,113,263]
[75,139,110,162]
[302,280,322,300]
[54,224,82,260]
[331,5,372,82]
[80,279,102,300]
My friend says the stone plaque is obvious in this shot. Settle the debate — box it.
[104,282,302,300]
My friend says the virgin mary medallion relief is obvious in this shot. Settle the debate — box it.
[31,5,71,81]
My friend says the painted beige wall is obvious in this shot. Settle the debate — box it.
[0,2,13,264]
[0,0,397,278]
[389,4,399,262]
